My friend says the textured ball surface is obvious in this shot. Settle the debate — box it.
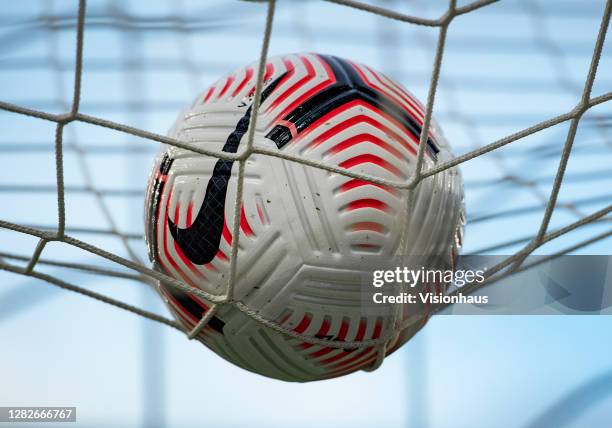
[144,53,464,381]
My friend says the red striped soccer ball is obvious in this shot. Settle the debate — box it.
[145,53,464,381]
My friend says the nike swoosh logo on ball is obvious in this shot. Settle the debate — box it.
[168,72,288,265]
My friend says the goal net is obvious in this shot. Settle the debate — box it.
[0,0,611,423]
[1,0,610,332]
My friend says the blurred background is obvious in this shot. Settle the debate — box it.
[0,0,611,427]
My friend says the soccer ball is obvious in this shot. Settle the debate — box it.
[144,53,464,382]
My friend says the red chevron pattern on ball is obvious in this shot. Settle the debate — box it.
[144,53,464,381]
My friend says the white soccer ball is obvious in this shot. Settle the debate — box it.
[144,53,464,381]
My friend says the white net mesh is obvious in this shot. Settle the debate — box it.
[0,0,611,347]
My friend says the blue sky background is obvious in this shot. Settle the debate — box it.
[0,0,611,427]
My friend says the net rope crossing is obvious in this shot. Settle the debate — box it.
[0,0,611,349]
